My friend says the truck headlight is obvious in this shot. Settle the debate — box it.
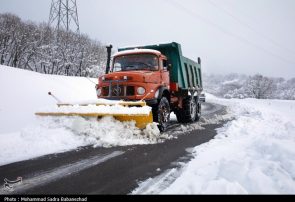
[137,87,146,95]
[96,88,102,96]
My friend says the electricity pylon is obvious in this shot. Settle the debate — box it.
[48,0,80,33]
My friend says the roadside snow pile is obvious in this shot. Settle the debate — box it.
[71,116,163,147]
[134,94,295,194]
[38,104,151,115]
[0,116,163,166]
[0,65,164,166]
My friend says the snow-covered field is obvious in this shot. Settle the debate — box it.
[133,94,295,194]
[0,65,162,166]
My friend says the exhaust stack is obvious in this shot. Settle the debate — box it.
[105,45,113,74]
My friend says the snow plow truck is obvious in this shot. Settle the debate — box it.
[96,42,203,131]
[36,42,204,132]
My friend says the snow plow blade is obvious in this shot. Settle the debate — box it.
[35,101,153,129]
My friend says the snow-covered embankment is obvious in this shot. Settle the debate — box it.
[134,94,295,194]
[0,66,161,166]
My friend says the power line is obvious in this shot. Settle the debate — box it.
[207,0,295,55]
[165,0,295,66]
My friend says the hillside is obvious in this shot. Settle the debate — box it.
[0,65,161,166]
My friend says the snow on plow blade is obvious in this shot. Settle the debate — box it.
[35,100,153,129]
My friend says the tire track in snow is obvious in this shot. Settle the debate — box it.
[0,151,124,194]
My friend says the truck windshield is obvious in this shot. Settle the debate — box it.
[112,54,159,72]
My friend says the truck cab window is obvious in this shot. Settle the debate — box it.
[113,63,122,72]
[112,54,159,72]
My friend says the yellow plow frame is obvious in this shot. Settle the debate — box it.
[35,101,153,129]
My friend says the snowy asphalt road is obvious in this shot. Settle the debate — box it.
[0,102,227,194]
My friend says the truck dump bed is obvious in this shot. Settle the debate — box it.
[118,42,202,90]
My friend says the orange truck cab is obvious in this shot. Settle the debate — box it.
[96,42,204,131]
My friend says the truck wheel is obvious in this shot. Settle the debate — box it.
[153,97,170,132]
[176,97,197,123]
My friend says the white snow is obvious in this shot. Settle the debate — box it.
[134,94,295,194]
[222,79,239,85]
[38,104,151,115]
[0,65,163,166]
[0,65,98,134]
[0,116,163,166]
[3,65,295,194]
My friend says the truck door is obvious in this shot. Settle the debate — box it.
[161,59,170,88]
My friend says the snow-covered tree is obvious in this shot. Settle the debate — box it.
[0,13,107,78]
[275,78,295,100]
[203,73,294,100]
[243,74,276,99]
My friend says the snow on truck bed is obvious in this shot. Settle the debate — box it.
[0,65,161,166]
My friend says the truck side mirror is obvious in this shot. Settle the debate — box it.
[168,64,172,71]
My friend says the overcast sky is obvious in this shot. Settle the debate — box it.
[1,0,295,78]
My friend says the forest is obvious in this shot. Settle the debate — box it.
[0,13,107,77]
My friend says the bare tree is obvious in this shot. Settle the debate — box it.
[0,13,107,78]
[243,74,276,99]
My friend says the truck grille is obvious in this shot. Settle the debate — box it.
[102,86,135,97]
[126,86,135,96]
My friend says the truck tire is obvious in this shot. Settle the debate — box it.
[153,97,170,132]
[176,96,198,123]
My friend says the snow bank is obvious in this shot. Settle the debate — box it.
[0,65,97,134]
[0,65,163,166]
[0,116,164,166]
[135,94,295,194]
